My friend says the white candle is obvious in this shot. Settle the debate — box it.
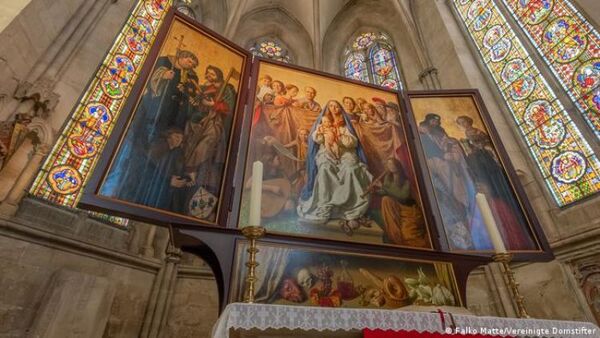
[248,161,263,226]
[475,193,507,253]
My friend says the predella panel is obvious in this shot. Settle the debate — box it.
[231,241,460,309]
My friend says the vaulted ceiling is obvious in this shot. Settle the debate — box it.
[223,0,351,41]
[185,0,429,85]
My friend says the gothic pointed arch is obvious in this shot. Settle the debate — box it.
[342,30,404,90]
[233,6,313,67]
[322,0,427,89]
[179,0,227,33]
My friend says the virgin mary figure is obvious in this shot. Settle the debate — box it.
[297,100,373,233]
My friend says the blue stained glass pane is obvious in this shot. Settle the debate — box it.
[344,54,369,82]
[370,45,401,89]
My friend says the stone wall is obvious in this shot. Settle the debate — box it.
[0,199,218,338]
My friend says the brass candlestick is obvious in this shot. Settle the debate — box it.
[493,252,530,318]
[242,225,266,303]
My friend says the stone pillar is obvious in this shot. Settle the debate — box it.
[0,142,50,216]
[224,0,248,39]
[140,245,182,338]
[27,269,115,338]
[312,0,322,70]
[142,225,158,258]
[485,262,519,317]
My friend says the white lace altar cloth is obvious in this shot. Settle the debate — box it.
[212,303,600,338]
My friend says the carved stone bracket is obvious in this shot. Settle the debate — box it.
[418,67,441,90]
[13,78,60,119]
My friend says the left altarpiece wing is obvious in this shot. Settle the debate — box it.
[79,10,252,228]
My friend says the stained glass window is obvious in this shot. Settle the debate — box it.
[30,0,172,210]
[248,38,292,63]
[343,32,403,90]
[502,0,600,139]
[453,0,600,206]
[344,53,369,82]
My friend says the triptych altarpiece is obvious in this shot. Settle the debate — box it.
[74,10,551,310]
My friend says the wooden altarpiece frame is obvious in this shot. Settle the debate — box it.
[402,90,553,261]
[78,10,553,311]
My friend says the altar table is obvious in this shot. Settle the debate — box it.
[212,303,600,338]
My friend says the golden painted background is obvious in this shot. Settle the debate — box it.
[409,96,487,140]
[160,19,243,89]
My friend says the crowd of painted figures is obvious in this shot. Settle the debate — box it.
[249,73,431,248]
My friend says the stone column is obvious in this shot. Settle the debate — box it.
[312,0,322,70]
[140,245,182,338]
[0,142,50,216]
[484,263,518,317]
[142,225,158,258]
[224,0,248,39]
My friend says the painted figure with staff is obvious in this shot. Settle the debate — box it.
[183,65,240,220]
[99,35,202,208]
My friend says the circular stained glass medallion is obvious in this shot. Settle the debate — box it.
[127,17,153,54]
[353,32,376,50]
[535,119,566,149]
[518,0,553,25]
[574,59,600,92]
[490,38,512,62]
[468,0,492,31]
[524,100,553,128]
[145,0,168,19]
[551,32,587,63]
[501,58,528,83]
[260,41,282,58]
[551,151,587,184]
[67,103,112,158]
[483,25,505,49]
[102,55,135,99]
[48,165,83,194]
[509,75,536,101]
[543,17,573,47]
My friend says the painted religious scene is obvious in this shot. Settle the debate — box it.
[407,94,538,252]
[238,62,432,249]
[232,242,460,309]
[98,18,245,223]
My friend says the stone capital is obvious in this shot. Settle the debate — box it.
[13,78,60,118]
[165,245,182,263]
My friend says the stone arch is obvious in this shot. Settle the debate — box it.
[233,6,314,68]
[185,0,228,33]
[27,117,54,146]
[341,28,406,89]
[322,0,428,89]
[0,117,54,201]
